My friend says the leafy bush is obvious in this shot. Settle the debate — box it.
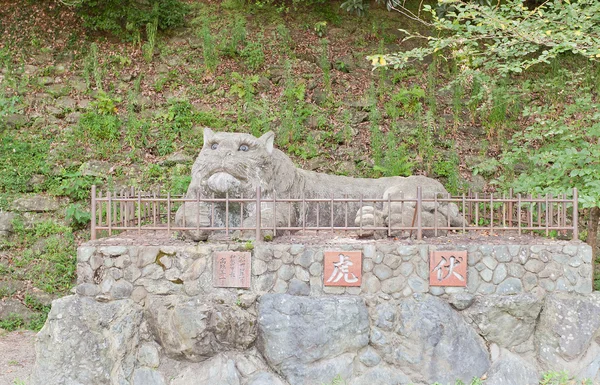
[241,40,265,71]
[65,203,92,229]
[372,0,600,75]
[340,0,367,16]
[78,111,121,142]
[229,72,259,100]
[73,0,189,40]
[499,96,600,210]
[50,171,99,201]
[222,15,247,56]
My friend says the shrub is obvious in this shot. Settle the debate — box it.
[73,0,189,40]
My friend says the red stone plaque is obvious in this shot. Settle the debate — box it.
[324,251,362,287]
[213,251,251,288]
[429,251,467,287]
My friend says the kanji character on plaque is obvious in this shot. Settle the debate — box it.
[324,251,362,287]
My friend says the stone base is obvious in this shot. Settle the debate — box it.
[31,237,599,384]
[31,291,600,385]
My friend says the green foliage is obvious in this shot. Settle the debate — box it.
[374,132,413,177]
[241,40,265,71]
[124,115,151,150]
[340,0,367,16]
[0,284,16,299]
[0,136,50,193]
[65,203,92,229]
[162,99,194,138]
[384,86,425,118]
[50,171,99,201]
[23,294,51,331]
[229,72,259,101]
[10,221,77,294]
[169,174,191,195]
[433,151,463,195]
[222,15,247,56]
[240,0,327,13]
[498,95,600,209]
[540,370,592,385]
[322,374,345,385]
[92,92,121,115]
[276,62,313,154]
[0,313,24,331]
[154,70,180,92]
[83,43,103,91]
[74,93,122,151]
[319,39,331,95]
[78,111,121,142]
[26,311,49,331]
[334,60,349,73]
[275,23,292,52]
[0,93,22,123]
[313,21,327,37]
[74,0,188,40]
[372,0,600,75]
[142,11,159,63]
[201,22,219,72]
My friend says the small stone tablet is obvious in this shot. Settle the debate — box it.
[213,251,251,288]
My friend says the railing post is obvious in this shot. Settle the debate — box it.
[91,185,97,240]
[256,187,261,241]
[573,187,578,240]
[137,190,142,234]
[107,191,112,236]
[167,192,171,236]
[417,187,422,241]
[225,191,229,236]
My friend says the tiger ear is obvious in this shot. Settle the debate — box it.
[259,131,275,154]
[203,127,214,144]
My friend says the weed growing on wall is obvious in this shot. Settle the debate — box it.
[201,21,219,72]
[319,38,331,96]
[0,136,50,194]
[241,40,265,71]
[222,15,247,57]
[8,220,77,295]
[142,11,159,63]
[83,43,103,91]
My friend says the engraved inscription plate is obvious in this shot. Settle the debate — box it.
[213,251,251,288]
[323,251,362,287]
[429,250,467,287]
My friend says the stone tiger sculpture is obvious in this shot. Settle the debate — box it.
[175,128,464,240]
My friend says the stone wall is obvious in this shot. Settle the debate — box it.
[75,238,593,302]
[31,237,599,385]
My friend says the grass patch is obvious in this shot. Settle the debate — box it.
[0,136,50,194]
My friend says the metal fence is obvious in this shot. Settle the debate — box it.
[90,185,579,241]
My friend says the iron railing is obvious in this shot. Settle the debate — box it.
[90,185,579,241]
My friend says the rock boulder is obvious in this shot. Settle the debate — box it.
[257,294,369,385]
[31,296,143,385]
[535,292,600,373]
[146,294,257,362]
[462,293,543,348]
[371,294,490,384]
